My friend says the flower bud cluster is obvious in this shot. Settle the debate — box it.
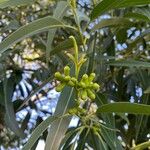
[78,73,100,100]
[54,66,100,101]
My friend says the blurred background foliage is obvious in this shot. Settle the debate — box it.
[0,0,150,149]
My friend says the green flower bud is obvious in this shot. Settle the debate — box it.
[56,83,65,92]
[71,77,77,84]
[87,89,95,100]
[54,72,63,81]
[89,73,96,82]
[81,89,87,100]
[92,83,100,90]
[64,66,70,76]
[79,82,86,88]
[81,74,89,84]
[82,74,88,80]
[68,80,75,87]
[64,75,71,82]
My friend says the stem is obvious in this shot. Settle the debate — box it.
[131,141,150,150]
[72,8,86,51]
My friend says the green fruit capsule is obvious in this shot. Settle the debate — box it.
[92,83,100,90]
[81,89,87,100]
[64,66,70,76]
[56,83,65,92]
[55,72,63,81]
[64,75,71,82]
[68,80,75,87]
[87,89,95,100]
[89,73,96,82]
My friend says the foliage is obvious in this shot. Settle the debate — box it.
[0,0,150,149]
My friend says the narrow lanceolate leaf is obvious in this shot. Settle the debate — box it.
[46,1,68,62]
[0,0,35,8]
[4,77,25,138]
[22,116,58,150]
[45,87,75,150]
[97,102,150,115]
[124,12,150,22]
[90,0,150,20]
[0,16,74,55]
[91,18,135,32]
[108,60,150,68]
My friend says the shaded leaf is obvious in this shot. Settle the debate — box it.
[0,16,74,55]
[90,0,150,20]
[0,0,35,8]
[97,102,150,115]
[91,18,135,32]
[108,60,150,68]
[4,77,25,138]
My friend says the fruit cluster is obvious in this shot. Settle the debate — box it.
[54,66,100,100]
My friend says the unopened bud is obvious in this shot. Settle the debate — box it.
[64,76,71,82]
[55,72,63,81]
[56,83,65,92]
[81,90,87,100]
[92,83,100,90]
[87,89,95,100]
[68,80,75,87]
[64,66,70,76]
[89,73,95,82]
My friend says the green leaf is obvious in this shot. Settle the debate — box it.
[95,94,123,150]
[45,87,76,150]
[46,1,68,63]
[90,129,108,150]
[0,0,35,8]
[124,12,150,22]
[91,18,135,32]
[86,33,97,74]
[108,60,150,68]
[144,87,150,94]
[4,77,25,138]
[97,102,150,115]
[22,116,58,150]
[90,0,150,20]
[60,127,80,149]
[0,16,75,55]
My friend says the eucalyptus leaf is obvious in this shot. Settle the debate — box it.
[4,77,25,138]
[90,0,150,20]
[45,87,75,150]
[0,0,35,8]
[97,102,150,115]
[0,16,75,55]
